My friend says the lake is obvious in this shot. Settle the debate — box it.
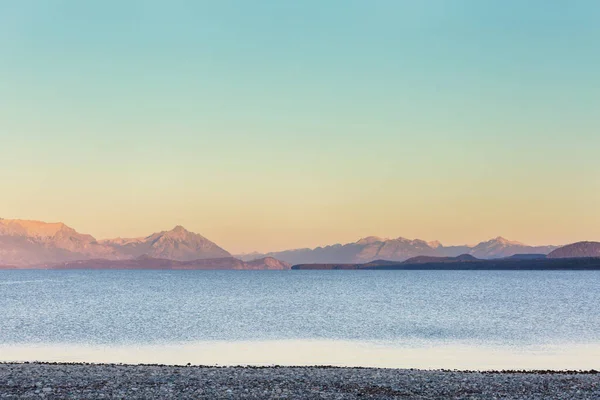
[1,270,599,369]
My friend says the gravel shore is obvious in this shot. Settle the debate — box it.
[1,363,599,399]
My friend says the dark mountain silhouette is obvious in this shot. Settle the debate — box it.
[503,254,547,260]
[547,242,600,259]
[402,254,479,264]
[293,257,600,270]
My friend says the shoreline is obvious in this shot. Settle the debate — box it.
[1,363,599,399]
[3,340,600,371]
[3,361,600,373]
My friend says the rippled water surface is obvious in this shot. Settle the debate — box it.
[1,270,599,368]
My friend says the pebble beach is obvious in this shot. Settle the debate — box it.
[1,363,599,399]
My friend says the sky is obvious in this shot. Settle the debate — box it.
[1,1,599,253]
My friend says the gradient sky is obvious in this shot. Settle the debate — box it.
[1,1,599,253]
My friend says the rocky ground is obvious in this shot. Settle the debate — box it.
[0,363,599,399]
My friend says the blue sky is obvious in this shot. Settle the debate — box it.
[1,1,599,252]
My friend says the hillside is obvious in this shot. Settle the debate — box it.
[5,256,291,271]
[245,257,291,270]
[547,242,600,259]
[100,225,230,261]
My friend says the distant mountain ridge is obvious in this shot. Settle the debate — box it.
[238,236,559,264]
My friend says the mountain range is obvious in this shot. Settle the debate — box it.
[0,219,243,268]
[2,218,598,269]
[237,236,559,264]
